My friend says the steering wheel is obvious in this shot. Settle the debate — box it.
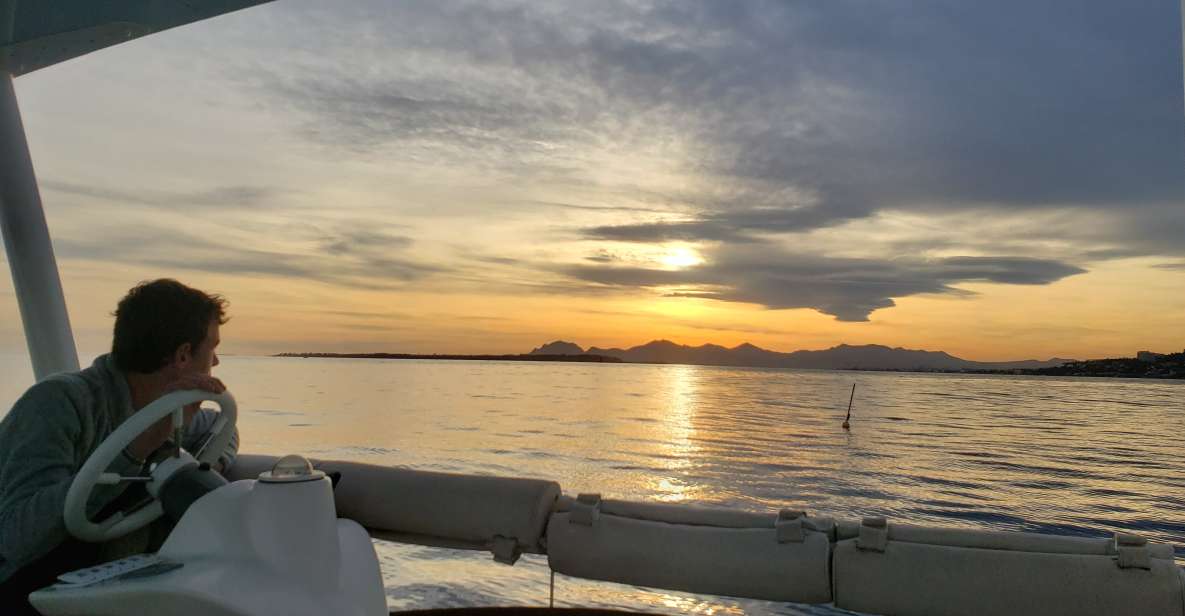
[64,390,237,542]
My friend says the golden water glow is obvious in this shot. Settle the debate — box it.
[650,364,702,503]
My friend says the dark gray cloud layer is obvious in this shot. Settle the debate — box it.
[562,248,1086,321]
[227,1,1181,317]
[252,1,1183,212]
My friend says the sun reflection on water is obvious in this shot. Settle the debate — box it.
[651,364,703,502]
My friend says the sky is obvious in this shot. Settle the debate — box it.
[1,0,1184,362]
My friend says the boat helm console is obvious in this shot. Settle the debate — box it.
[29,390,387,616]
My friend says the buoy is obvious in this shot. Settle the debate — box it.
[843,383,854,430]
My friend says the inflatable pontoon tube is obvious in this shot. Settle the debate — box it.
[547,494,833,603]
[833,517,1185,616]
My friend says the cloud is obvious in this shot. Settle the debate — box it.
[583,220,739,243]
[529,200,672,215]
[560,247,1086,321]
[55,222,445,290]
[230,0,1182,264]
[42,179,286,210]
[31,0,1171,321]
[933,257,1087,286]
[318,227,414,256]
[582,204,843,243]
[583,249,619,263]
[315,308,411,320]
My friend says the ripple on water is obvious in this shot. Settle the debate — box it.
[914,508,1034,528]
[1008,479,1074,490]
[907,475,983,490]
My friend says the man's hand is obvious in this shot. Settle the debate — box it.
[126,375,227,461]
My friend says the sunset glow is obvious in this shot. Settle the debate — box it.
[0,1,1181,363]
[659,247,704,270]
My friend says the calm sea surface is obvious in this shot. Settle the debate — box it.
[2,355,1183,614]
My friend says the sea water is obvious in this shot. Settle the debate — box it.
[2,355,1182,614]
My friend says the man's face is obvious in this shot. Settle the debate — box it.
[190,320,221,376]
[164,319,221,378]
[177,320,220,423]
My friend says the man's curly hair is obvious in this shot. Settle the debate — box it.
[111,279,228,373]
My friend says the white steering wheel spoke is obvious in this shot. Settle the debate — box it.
[96,472,154,485]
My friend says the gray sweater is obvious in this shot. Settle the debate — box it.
[0,354,239,582]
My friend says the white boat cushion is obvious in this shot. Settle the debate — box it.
[228,454,560,561]
[547,496,832,603]
[833,519,1185,616]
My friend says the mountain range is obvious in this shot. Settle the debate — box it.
[527,340,1074,371]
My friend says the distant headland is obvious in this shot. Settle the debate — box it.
[1021,351,1184,379]
[275,341,1184,378]
[524,340,1184,378]
[274,352,622,363]
[526,340,1076,372]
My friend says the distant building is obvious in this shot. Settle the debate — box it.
[1136,351,1165,363]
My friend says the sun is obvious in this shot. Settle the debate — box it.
[660,247,704,269]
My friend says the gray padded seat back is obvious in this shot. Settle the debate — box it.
[228,454,560,562]
[833,518,1185,616]
[547,495,833,603]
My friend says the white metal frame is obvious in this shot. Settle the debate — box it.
[0,72,78,379]
[0,0,273,381]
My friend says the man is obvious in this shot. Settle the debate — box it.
[0,279,239,612]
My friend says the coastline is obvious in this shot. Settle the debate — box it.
[274,352,622,363]
[272,352,1182,378]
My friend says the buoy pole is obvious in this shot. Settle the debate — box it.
[842,383,855,430]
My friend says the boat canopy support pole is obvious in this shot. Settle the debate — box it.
[0,72,79,380]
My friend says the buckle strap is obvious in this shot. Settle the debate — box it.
[1114,532,1151,570]
[570,493,602,526]
[776,509,807,543]
[491,535,522,565]
[857,516,888,552]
